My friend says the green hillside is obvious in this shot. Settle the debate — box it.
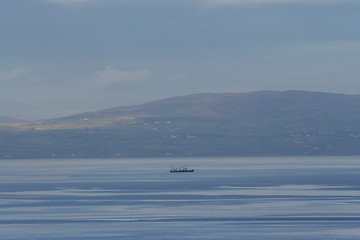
[2,90,360,159]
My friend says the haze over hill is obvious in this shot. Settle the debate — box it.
[0,116,23,124]
[2,90,360,159]
[29,90,360,132]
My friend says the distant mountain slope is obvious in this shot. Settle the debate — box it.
[63,90,360,118]
[3,90,360,159]
[44,90,360,133]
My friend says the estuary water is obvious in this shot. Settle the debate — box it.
[2,157,360,239]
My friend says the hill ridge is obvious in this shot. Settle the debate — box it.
[2,90,360,158]
[55,90,359,121]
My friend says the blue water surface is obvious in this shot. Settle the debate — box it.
[1,157,360,239]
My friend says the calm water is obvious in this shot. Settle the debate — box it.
[2,157,360,239]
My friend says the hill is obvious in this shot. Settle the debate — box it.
[2,90,360,158]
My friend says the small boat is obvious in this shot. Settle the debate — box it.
[170,167,194,173]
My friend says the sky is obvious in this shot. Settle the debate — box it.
[1,0,360,120]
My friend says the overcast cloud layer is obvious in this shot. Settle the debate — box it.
[1,0,360,120]
[45,0,358,5]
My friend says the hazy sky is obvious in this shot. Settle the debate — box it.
[1,0,360,120]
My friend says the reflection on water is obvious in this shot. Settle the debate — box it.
[1,157,360,239]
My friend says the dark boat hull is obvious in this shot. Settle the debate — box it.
[170,169,194,173]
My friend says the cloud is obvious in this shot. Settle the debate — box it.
[0,67,31,82]
[205,0,357,6]
[0,67,41,86]
[294,41,360,56]
[89,65,151,87]
[43,0,358,7]
[45,0,91,4]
